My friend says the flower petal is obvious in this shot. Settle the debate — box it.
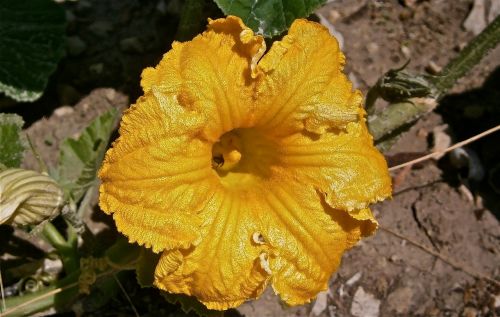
[255,19,361,136]
[99,92,218,253]
[141,16,266,140]
[153,174,377,309]
[257,179,376,305]
[278,121,392,211]
[154,189,270,310]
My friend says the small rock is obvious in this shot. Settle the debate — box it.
[328,305,337,317]
[351,287,380,317]
[386,287,413,315]
[328,10,342,24]
[120,37,144,54]
[401,45,411,59]
[463,306,478,317]
[431,124,451,159]
[310,290,329,316]
[43,257,62,274]
[463,0,487,35]
[426,61,442,75]
[54,106,74,117]
[66,36,87,56]
[451,282,463,292]
[493,293,500,308]
[88,21,114,37]
[367,42,379,54]
[346,272,363,286]
[104,90,116,102]
[458,184,474,203]
[389,254,401,262]
[338,284,346,297]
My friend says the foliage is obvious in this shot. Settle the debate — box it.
[213,0,326,37]
[56,109,119,202]
[0,0,66,102]
[0,113,25,167]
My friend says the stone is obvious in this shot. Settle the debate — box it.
[462,307,478,317]
[401,45,411,59]
[367,42,379,54]
[463,0,487,35]
[346,272,363,286]
[351,287,380,317]
[386,287,414,315]
[311,290,329,316]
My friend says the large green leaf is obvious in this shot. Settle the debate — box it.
[0,113,25,167]
[0,0,66,102]
[213,0,326,37]
[57,109,119,202]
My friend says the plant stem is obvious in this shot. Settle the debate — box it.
[433,15,500,99]
[369,98,437,142]
[42,222,67,250]
[368,15,500,146]
[1,270,81,317]
[42,223,79,274]
[1,238,143,316]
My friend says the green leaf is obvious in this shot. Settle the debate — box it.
[0,0,66,102]
[57,109,119,202]
[213,0,326,37]
[0,113,25,167]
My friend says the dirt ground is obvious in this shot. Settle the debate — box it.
[4,0,500,316]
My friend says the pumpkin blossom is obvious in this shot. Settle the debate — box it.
[98,16,392,310]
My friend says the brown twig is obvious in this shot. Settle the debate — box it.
[388,124,500,171]
[379,226,500,288]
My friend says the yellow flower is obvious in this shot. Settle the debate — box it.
[98,16,392,310]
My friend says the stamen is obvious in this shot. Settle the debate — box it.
[252,232,266,244]
[211,131,243,172]
[259,252,272,275]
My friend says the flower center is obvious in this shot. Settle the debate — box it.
[212,131,243,172]
[211,128,278,188]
